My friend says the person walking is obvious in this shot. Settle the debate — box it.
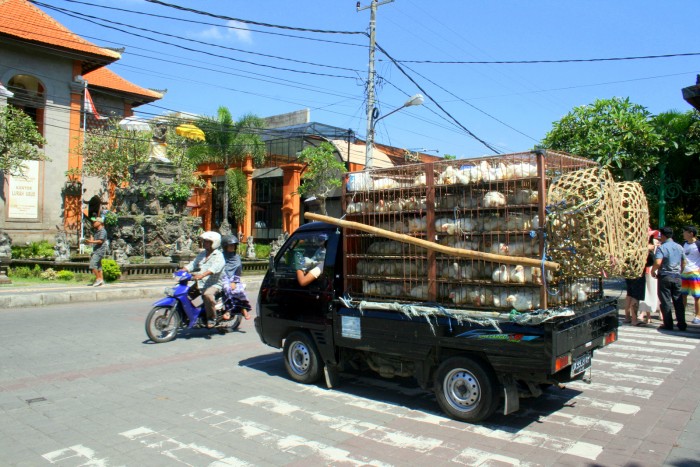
[680,225,700,325]
[84,217,108,287]
[638,230,661,323]
[651,226,688,331]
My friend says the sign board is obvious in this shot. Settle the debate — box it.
[7,160,39,219]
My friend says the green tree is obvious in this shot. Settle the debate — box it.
[226,168,248,228]
[0,105,47,176]
[296,141,346,216]
[542,97,661,179]
[644,110,700,228]
[77,117,150,189]
[190,107,265,233]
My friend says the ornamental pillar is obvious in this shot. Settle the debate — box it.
[280,162,304,233]
[241,156,254,241]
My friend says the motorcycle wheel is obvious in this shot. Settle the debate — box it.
[221,314,242,333]
[145,306,181,343]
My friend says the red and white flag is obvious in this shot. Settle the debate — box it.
[0,81,13,98]
[84,88,107,120]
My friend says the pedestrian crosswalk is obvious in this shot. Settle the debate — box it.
[40,325,698,466]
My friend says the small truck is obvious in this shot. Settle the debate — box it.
[255,221,619,423]
[255,151,631,422]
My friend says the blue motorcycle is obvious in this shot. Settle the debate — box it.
[145,270,250,343]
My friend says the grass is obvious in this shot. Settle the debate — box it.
[2,274,95,287]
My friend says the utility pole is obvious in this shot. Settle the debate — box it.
[357,0,394,169]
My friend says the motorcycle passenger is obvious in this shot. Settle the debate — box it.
[180,231,225,328]
[217,235,250,320]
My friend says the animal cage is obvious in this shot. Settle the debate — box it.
[342,150,610,312]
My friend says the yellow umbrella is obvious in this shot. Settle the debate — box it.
[176,123,205,141]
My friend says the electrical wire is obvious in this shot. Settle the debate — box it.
[397,52,700,65]
[374,41,501,153]
[32,1,363,74]
[28,4,359,80]
[142,0,366,35]
[45,0,367,47]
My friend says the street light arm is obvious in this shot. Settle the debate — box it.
[372,93,424,129]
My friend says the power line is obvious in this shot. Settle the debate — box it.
[29,3,359,80]
[374,41,501,153]
[397,52,700,65]
[33,1,363,74]
[47,0,367,47]
[143,0,366,35]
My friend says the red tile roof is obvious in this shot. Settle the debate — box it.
[0,0,120,65]
[84,67,163,103]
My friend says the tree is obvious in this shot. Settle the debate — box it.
[296,141,346,216]
[190,107,265,233]
[644,110,700,228]
[542,97,662,179]
[0,105,47,176]
[77,117,150,189]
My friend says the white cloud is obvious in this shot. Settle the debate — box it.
[188,20,252,44]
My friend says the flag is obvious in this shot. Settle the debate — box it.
[84,88,107,120]
[0,82,13,98]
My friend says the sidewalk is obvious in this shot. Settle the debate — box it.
[0,274,266,309]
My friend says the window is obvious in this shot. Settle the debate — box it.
[7,74,45,136]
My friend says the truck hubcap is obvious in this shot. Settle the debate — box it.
[289,342,311,375]
[444,368,480,412]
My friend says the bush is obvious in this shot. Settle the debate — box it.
[8,266,32,278]
[11,240,54,259]
[32,264,42,278]
[101,259,121,282]
[254,243,271,258]
[40,268,57,280]
[56,270,75,281]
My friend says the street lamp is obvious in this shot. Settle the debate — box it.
[365,93,424,168]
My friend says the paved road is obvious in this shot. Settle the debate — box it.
[1,293,699,466]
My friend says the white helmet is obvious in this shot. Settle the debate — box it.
[199,231,221,249]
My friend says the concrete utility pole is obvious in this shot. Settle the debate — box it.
[357,0,394,169]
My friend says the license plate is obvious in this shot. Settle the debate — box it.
[571,352,592,377]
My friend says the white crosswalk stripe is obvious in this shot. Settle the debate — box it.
[185,408,391,466]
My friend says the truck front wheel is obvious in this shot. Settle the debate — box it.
[434,357,499,423]
[283,331,322,384]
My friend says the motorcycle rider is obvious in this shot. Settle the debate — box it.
[179,231,224,328]
[217,235,250,320]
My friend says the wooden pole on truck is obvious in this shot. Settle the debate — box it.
[304,212,561,271]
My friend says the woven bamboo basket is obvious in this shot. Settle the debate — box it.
[546,167,622,278]
[615,181,650,278]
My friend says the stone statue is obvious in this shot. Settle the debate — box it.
[0,231,12,258]
[149,122,170,163]
[111,238,130,265]
[53,229,70,262]
[246,235,256,259]
[269,232,289,259]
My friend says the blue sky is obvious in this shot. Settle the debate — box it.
[37,0,700,159]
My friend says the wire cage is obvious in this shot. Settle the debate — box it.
[615,181,650,279]
[342,150,605,312]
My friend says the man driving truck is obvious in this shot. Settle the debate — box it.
[295,233,327,287]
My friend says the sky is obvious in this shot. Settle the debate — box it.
[33,0,700,159]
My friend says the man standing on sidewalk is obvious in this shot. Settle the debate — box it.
[651,226,687,331]
[84,218,108,287]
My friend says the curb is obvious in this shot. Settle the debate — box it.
[0,277,265,310]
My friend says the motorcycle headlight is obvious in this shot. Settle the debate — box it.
[164,287,175,297]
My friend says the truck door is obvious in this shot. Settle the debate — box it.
[265,230,337,326]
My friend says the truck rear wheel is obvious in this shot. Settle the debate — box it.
[283,331,322,384]
[434,356,499,423]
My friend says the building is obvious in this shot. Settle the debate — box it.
[0,0,162,242]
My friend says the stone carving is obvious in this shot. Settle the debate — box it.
[111,238,130,265]
[246,235,256,259]
[269,232,289,259]
[0,231,12,258]
[53,228,70,262]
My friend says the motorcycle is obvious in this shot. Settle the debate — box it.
[145,270,251,343]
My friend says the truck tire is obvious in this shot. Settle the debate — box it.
[283,331,322,384]
[434,356,499,423]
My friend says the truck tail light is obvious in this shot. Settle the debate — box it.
[604,330,617,346]
[554,353,572,373]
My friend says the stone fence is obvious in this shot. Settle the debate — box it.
[10,259,270,281]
